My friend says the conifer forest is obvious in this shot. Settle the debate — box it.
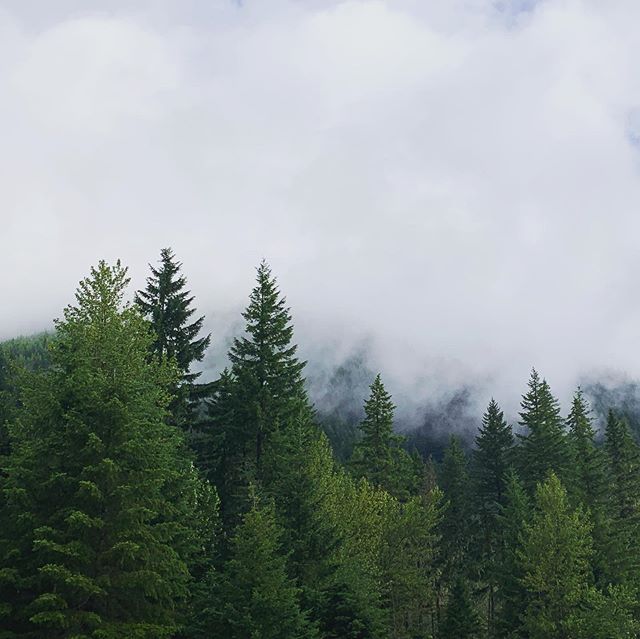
[1,248,640,639]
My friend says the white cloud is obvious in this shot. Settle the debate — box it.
[1,0,640,419]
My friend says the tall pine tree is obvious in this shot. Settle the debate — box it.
[603,410,640,587]
[565,388,609,584]
[350,374,414,498]
[471,398,514,633]
[0,261,198,638]
[517,369,570,492]
[211,492,317,639]
[135,247,211,429]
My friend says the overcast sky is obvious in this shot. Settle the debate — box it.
[2,0,640,416]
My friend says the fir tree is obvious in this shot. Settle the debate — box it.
[350,374,414,498]
[212,492,317,639]
[135,247,211,429]
[603,410,640,586]
[439,576,481,639]
[135,247,210,379]
[439,435,472,577]
[517,369,571,491]
[565,388,609,584]
[227,260,309,471]
[0,261,197,638]
[494,470,529,639]
[471,398,514,632]
[518,472,593,639]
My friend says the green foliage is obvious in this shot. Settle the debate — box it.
[471,398,514,631]
[0,262,197,638]
[135,248,211,432]
[440,576,481,639]
[518,472,593,639]
[494,470,530,639]
[603,410,640,586]
[517,369,571,492]
[350,374,416,498]
[135,247,210,381]
[565,388,609,584]
[212,492,317,639]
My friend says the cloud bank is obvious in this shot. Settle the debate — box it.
[2,0,640,420]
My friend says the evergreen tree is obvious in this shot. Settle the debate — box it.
[565,388,609,584]
[350,374,414,498]
[471,398,514,632]
[494,470,529,639]
[227,260,309,471]
[518,472,593,639]
[439,435,472,578]
[0,261,197,638]
[135,247,211,429]
[381,490,442,639]
[439,576,481,639]
[517,369,571,491]
[603,410,640,586]
[212,492,317,639]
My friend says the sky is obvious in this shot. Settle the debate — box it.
[2,0,640,420]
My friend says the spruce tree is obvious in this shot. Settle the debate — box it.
[494,470,529,639]
[439,576,481,639]
[212,492,317,639]
[603,410,640,586]
[0,261,197,638]
[439,435,472,578]
[565,388,609,583]
[517,369,571,492]
[350,374,414,497]
[135,247,211,429]
[471,398,514,632]
[227,260,309,471]
[518,472,593,639]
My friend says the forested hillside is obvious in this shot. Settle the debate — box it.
[2,250,640,638]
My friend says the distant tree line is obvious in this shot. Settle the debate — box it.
[1,248,639,638]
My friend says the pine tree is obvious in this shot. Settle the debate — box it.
[227,260,309,471]
[517,369,571,492]
[494,470,529,639]
[471,398,514,632]
[381,490,442,639]
[135,247,211,429]
[0,261,197,638]
[518,472,593,639]
[212,492,317,639]
[439,576,481,639]
[603,410,640,586]
[439,435,472,578]
[136,247,210,379]
[350,374,414,498]
[565,388,609,584]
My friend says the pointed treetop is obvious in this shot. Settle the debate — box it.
[135,247,211,380]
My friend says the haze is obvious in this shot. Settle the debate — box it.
[2,0,640,419]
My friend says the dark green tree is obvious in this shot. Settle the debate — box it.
[439,576,481,639]
[0,261,198,638]
[603,410,640,587]
[494,470,529,639]
[517,369,571,492]
[135,247,210,379]
[471,398,514,632]
[212,492,317,639]
[565,388,609,584]
[350,374,415,498]
[135,247,211,430]
[227,260,309,471]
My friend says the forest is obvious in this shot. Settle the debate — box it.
[1,248,640,639]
